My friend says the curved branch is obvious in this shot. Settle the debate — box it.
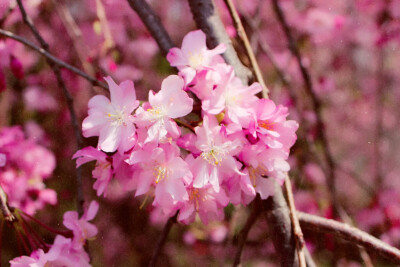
[149,212,178,267]
[0,29,108,90]
[127,0,174,56]
[298,212,400,263]
[187,0,252,84]
[233,196,262,267]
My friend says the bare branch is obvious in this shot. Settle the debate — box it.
[298,212,400,263]
[233,196,262,267]
[16,0,84,215]
[187,0,252,84]
[149,212,178,267]
[126,0,174,56]
[0,29,108,90]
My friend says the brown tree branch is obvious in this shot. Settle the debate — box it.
[233,196,262,267]
[126,0,174,56]
[149,212,178,267]
[298,212,400,263]
[187,0,252,84]
[0,29,108,90]
[16,0,84,216]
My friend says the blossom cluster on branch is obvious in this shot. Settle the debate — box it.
[74,30,298,224]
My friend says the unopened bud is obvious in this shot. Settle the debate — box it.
[10,55,24,80]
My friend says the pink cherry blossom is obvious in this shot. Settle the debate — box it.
[82,76,139,153]
[63,201,99,250]
[167,30,226,84]
[127,143,191,214]
[72,147,113,196]
[248,99,299,151]
[135,75,193,144]
[178,184,229,225]
[190,115,242,192]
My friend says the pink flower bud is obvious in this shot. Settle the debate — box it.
[10,55,24,80]
[0,69,6,92]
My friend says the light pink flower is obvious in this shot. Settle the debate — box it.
[82,76,139,153]
[135,75,193,144]
[190,115,242,192]
[63,201,99,250]
[178,184,229,225]
[73,147,113,196]
[127,144,191,214]
[196,65,262,127]
[167,30,226,84]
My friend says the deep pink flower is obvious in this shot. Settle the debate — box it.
[248,99,298,151]
[82,76,139,153]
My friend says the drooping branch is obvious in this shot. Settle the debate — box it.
[126,0,174,56]
[149,212,178,267]
[16,0,84,216]
[233,196,262,267]
[298,212,400,263]
[187,0,252,84]
[271,0,338,214]
[0,29,108,90]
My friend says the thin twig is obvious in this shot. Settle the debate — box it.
[187,0,252,84]
[16,0,84,216]
[53,0,96,77]
[223,0,269,98]
[271,0,337,213]
[298,211,400,263]
[0,29,108,90]
[126,0,174,56]
[233,196,262,267]
[0,185,15,222]
[149,212,178,267]
[0,0,17,27]
[283,174,306,267]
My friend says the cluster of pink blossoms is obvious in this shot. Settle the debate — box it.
[74,30,298,224]
[10,201,99,266]
[0,126,56,215]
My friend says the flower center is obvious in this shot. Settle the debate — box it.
[107,109,127,126]
[147,106,167,121]
[153,165,167,184]
[201,148,224,166]
[188,52,204,69]
[258,120,274,130]
[188,188,206,211]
